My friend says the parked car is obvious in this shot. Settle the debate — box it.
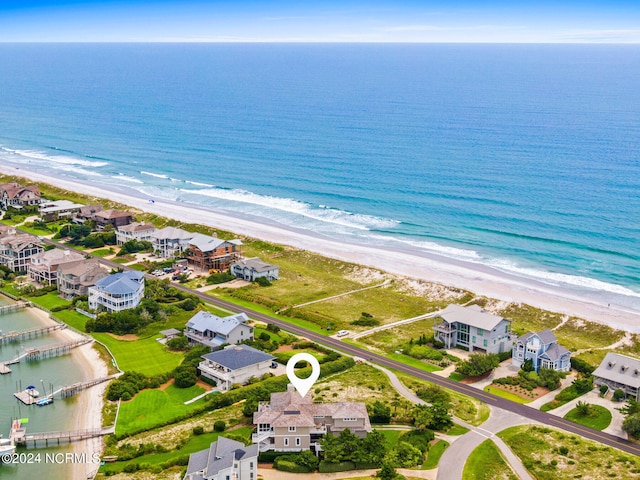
[337,330,350,337]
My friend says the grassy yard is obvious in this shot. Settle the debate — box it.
[92,333,184,375]
[28,291,71,310]
[484,386,534,404]
[115,383,207,436]
[498,425,640,480]
[422,440,449,469]
[356,318,435,353]
[462,439,518,480]
[563,404,612,430]
[378,429,404,449]
[101,426,253,475]
[387,353,443,373]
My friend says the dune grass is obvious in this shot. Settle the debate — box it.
[463,439,517,480]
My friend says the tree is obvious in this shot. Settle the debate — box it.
[618,398,640,417]
[537,368,566,390]
[412,403,452,431]
[167,336,189,351]
[572,377,593,394]
[622,414,640,438]
[575,401,592,416]
[174,365,197,388]
[384,441,423,468]
[359,431,387,466]
[320,429,361,463]
[521,358,534,372]
[369,401,392,424]
[613,389,627,401]
[377,462,398,480]
[456,353,500,377]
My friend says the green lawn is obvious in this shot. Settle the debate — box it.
[484,386,532,404]
[101,426,253,474]
[422,440,449,469]
[446,424,470,436]
[92,333,184,375]
[563,405,612,430]
[115,383,207,435]
[90,248,115,257]
[28,291,71,310]
[53,308,89,331]
[378,429,404,449]
[463,439,518,480]
[448,372,466,382]
[387,353,442,373]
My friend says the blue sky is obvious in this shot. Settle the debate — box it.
[1,1,639,43]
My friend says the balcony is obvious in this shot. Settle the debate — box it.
[433,323,456,334]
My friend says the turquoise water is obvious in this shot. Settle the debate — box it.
[0,43,638,308]
[0,305,96,478]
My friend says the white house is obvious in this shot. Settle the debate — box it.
[231,257,279,282]
[433,304,512,354]
[116,222,156,245]
[150,226,195,258]
[185,311,254,349]
[184,436,258,480]
[198,345,275,391]
[593,353,640,401]
[512,329,571,372]
[88,270,145,312]
[39,199,84,221]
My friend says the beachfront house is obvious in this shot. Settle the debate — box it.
[230,257,279,282]
[185,311,253,349]
[0,231,44,272]
[512,329,571,372]
[593,353,640,401]
[252,384,372,453]
[198,345,275,391]
[93,209,134,229]
[150,226,196,258]
[88,270,145,312]
[27,248,86,285]
[184,436,258,480]
[433,304,512,354]
[39,199,84,221]
[0,182,41,210]
[74,204,104,223]
[57,259,110,300]
[116,222,157,245]
[187,234,243,272]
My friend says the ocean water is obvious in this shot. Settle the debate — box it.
[0,43,639,307]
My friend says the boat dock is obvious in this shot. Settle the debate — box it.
[13,389,40,406]
[9,419,115,447]
[0,323,67,345]
[49,373,120,399]
[0,302,30,316]
[0,338,93,375]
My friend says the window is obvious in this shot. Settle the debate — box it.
[250,462,254,468]
[343,418,357,421]
[483,339,488,347]
[288,426,296,432]
[472,336,476,343]
[296,438,301,446]
[477,328,484,336]
[505,324,509,333]
[284,438,289,446]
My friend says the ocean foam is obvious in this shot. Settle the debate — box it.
[488,259,640,298]
[6,148,109,167]
[141,170,169,179]
[112,174,144,184]
[180,187,399,231]
[185,180,215,187]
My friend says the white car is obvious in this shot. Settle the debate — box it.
[336,330,350,337]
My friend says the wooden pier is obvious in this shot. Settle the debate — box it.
[0,323,66,345]
[0,302,30,316]
[49,373,120,399]
[0,363,11,374]
[13,389,40,406]
[12,425,115,447]
[0,338,93,375]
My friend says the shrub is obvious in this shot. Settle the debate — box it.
[192,426,204,435]
[173,365,197,388]
[614,389,626,401]
[600,384,609,395]
[254,276,272,287]
[571,357,596,375]
[214,420,226,432]
[318,461,356,473]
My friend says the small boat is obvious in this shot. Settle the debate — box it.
[36,397,53,406]
[0,437,16,458]
[26,386,39,398]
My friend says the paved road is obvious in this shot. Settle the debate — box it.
[37,235,640,459]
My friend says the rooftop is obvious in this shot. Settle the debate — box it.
[436,304,508,331]
[93,270,144,294]
[117,222,156,233]
[517,329,558,345]
[201,345,274,370]
[593,352,640,389]
[150,226,195,241]
[186,311,249,336]
[185,436,258,479]
[232,257,277,272]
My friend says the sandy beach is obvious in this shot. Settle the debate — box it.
[3,164,640,332]
[28,306,107,479]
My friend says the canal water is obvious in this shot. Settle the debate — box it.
[0,296,101,479]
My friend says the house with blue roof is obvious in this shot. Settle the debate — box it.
[185,311,253,349]
[198,345,275,391]
[512,329,571,372]
[88,270,145,313]
[184,436,258,480]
